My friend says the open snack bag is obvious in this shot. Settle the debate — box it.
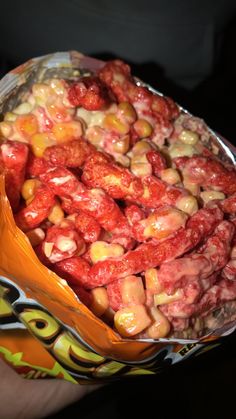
[1,51,236,384]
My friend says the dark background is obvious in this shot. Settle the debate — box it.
[49,332,236,419]
[1,1,236,417]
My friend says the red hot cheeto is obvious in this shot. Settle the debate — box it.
[1,57,236,341]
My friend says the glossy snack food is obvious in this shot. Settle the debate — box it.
[0,51,236,383]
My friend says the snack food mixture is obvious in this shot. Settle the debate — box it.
[1,57,236,342]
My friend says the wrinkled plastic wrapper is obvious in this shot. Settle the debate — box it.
[0,51,236,384]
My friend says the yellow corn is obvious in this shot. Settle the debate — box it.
[90,111,105,127]
[176,195,198,215]
[200,190,225,204]
[169,142,197,158]
[0,121,13,138]
[143,207,187,240]
[90,287,109,317]
[112,135,130,154]
[160,168,181,185]
[179,129,199,145]
[90,241,125,264]
[48,78,66,96]
[31,133,55,157]
[144,268,163,294]
[76,108,105,128]
[15,114,39,138]
[32,83,53,105]
[183,179,200,196]
[13,102,33,115]
[103,113,130,135]
[52,121,83,143]
[117,102,137,124]
[4,112,17,122]
[154,289,183,305]
[133,119,153,138]
[131,153,152,177]
[43,242,54,258]
[21,179,41,201]
[132,140,152,155]
[114,305,152,337]
[145,307,170,339]
[48,203,64,225]
[86,126,105,147]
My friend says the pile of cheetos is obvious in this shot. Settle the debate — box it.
[1,59,236,340]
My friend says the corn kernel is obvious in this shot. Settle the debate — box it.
[179,129,199,145]
[76,107,91,126]
[86,126,105,147]
[13,102,33,115]
[176,195,198,215]
[200,190,225,204]
[169,142,197,158]
[131,162,152,177]
[76,108,105,128]
[52,121,82,143]
[48,203,64,225]
[131,153,152,177]
[146,307,170,339]
[46,102,71,123]
[27,94,36,107]
[90,111,105,127]
[48,79,66,96]
[43,242,54,258]
[90,287,109,317]
[15,114,39,138]
[133,119,153,138]
[21,179,41,201]
[112,135,130,154]
[103,113,130,135]
[183,179,200,196]
[90,241,125,264]
[143,207,187,240]
[132,140,152,156]
[117,102,137,124]
[154,289,183,305]
[160,168,181,185]
[0,121,13,138]
[31,133,55,157]
[114,305,151,337]
[4,112,17,122]
[32,83,53,105]
[145,268,163,294]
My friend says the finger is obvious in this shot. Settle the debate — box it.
[0,359,99,419]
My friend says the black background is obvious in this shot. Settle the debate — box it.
[49,332,236,419]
